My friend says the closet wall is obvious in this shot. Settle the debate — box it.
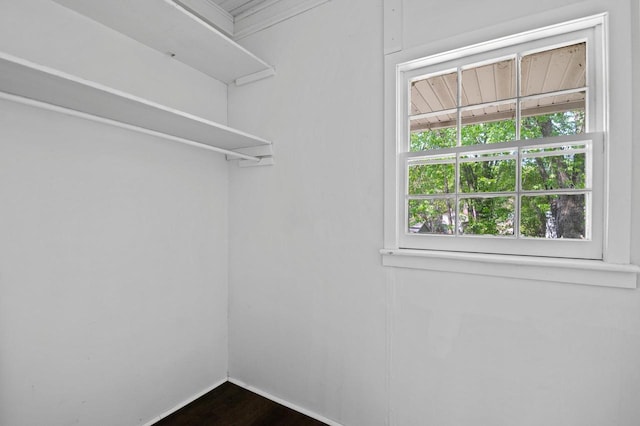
[0,2,230,425]
[227,0,640,425]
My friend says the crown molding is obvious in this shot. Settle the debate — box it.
[233,0,330,40]
[175,0,234,36]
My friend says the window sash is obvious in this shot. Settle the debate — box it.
[402,132,593,159]
[386,16,607,261]
[398,132,603,258]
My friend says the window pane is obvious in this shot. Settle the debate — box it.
[408,161,455,195]
[459,158,516,193]
[408,198,455,234]
[461,102,516,145]
[410,112,457,151]
[461,59,515,106]
[459,197,515,236]
[521,92,585,139]
[521,42,586,97]
[411,71,457,115]
[520,194,586,239]
[521,148,586,191]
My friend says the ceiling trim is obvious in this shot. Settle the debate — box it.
[233,0,283,21]
[233,0,331,40]
[174,0,234,36]
[224,0,276,17]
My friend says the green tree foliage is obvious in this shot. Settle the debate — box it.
[410,127,456,151]
[408,110,587,238]
[461,118,516,146]
[460,197,514,236]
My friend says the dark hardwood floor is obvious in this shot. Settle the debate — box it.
[153,381,328,426]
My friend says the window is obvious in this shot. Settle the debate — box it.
[387,16,607,260]
[383,13,639,287]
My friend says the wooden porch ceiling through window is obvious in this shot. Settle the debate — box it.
[410,43,586,132]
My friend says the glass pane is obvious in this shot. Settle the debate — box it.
[408,198,455,234]
[521,42,586,96]
[410,112,457,151]
[458,197,515,236]
[521,149,586,191]
[520,194,587,239]
[461,102,516,146]
[410,71,457,115]
[459,158,516,193]
[462,59,515,106]
[520,92,585,139]
[408,161,455,195]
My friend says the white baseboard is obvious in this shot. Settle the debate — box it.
[140,378,227,426]
[228,377,344,426]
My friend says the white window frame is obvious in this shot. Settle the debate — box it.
[382,13,640,288]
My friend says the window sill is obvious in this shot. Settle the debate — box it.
[380,249,639,289]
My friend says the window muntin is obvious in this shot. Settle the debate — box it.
[409,42,586,147]
[404,136,597,240]
[397,31,603,259]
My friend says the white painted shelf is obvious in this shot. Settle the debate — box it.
[0,52,273,162]
[52,0,275,85]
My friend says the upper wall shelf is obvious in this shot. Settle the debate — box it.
[0,52,273,164]
[51,0,275,85]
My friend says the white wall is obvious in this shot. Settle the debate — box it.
[394,2,640,425]
[0,2,230,425]
[228,0,640,425]
[227,1,388,425]
[631,0,640,268]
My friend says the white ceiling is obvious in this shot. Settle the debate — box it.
[210,0,277,18]
[208,0,329,39]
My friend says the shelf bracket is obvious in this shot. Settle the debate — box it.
[226,144,274,167]
[235,67,276,86]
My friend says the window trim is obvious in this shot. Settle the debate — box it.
[380,248,639,289]
[382,13,639,287]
